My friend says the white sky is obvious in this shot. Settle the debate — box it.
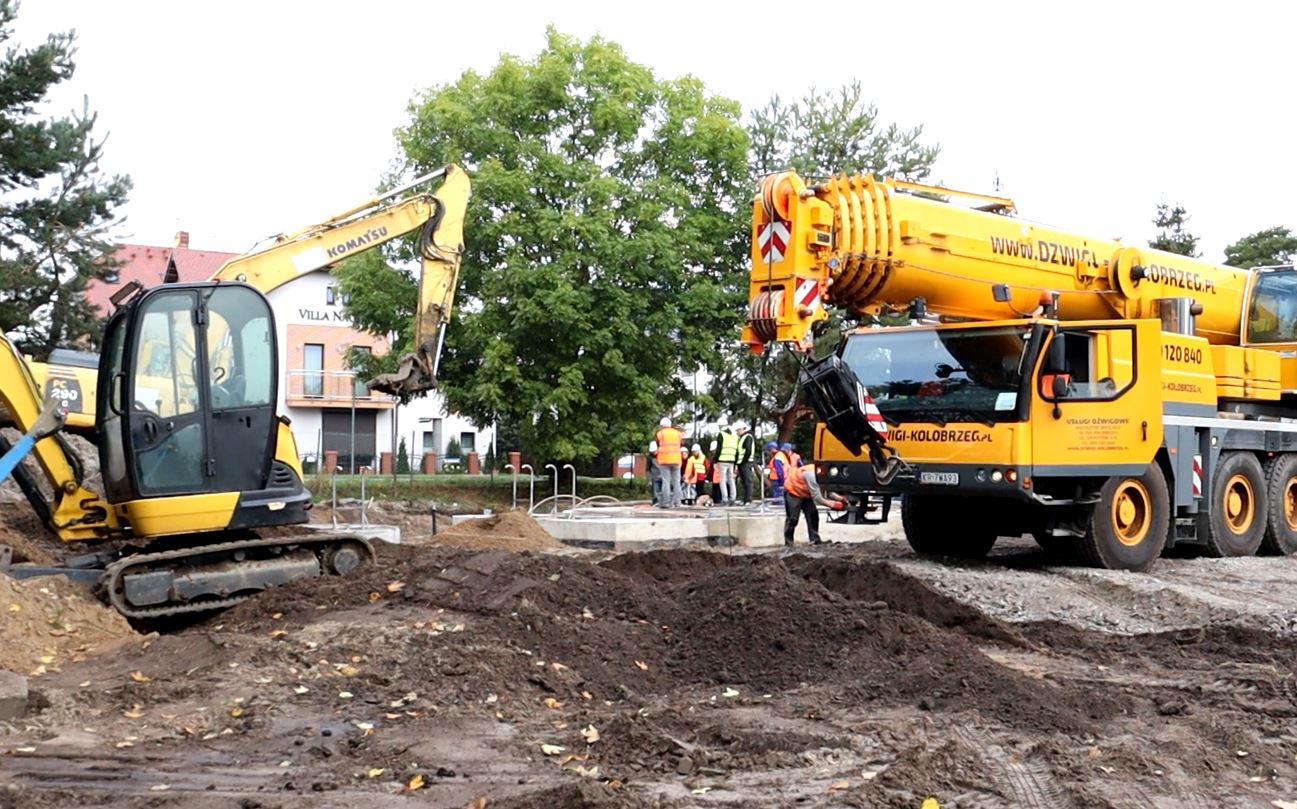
[16,1,1296,263]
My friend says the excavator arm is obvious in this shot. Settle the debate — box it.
[0,337,119,542]
[212,164,470,397]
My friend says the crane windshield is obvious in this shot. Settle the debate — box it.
[839,325,1031,425]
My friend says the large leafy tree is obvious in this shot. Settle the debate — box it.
[383,28,749,462]
[1224,226,1297,269]
[1148,203,1199,258]
[710,84,940,443]
[0,1,130,359]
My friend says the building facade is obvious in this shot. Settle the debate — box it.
[86,233,491,473]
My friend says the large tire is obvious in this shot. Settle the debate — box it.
[1205,451,1266,557]
[902,495,998,559]
[1261,454,1297,555]
[1076,464,1169,572]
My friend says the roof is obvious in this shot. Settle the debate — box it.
[85,243,240,315]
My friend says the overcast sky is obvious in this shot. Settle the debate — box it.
[16,1,1296,264]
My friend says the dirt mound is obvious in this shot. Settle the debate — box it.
[421,510,563,552]
[218,546,1123,734]
[0,575,134,674]
[600,548,737,583]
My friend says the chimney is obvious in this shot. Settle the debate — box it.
[174,231,190,248]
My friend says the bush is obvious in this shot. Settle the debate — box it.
[396,437,411,475]
[445,437,462,459]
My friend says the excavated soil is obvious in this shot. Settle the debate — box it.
[0,575,134,675]
[0,531,1295,807]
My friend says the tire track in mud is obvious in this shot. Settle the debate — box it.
[0,747,280,794]
[950,726,1077,809]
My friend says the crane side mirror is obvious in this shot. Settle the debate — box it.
[1052,374,1070,399]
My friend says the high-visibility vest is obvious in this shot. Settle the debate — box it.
[784,464,811,498]
[768,451,789,481]
[685,455,705,483]
[788,451,803,468]
[717,430,739,462]
[655,427,683,464]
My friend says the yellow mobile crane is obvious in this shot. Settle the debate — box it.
[0,165,470,617]
[747,170,1297,571]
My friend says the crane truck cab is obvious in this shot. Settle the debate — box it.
[748,169,1297,571]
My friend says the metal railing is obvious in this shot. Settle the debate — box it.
[285,369,396,404]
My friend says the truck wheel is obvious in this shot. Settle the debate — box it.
[1205,451,1266,557]
[902,495,997,559]
[1261,454,1297,555]
[1077,464,1168,572]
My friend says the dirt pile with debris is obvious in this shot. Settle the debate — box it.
[1,541,1296,808]
[0,575,134,675]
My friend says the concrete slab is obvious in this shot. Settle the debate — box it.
[304,523,402,545]
[0,670,28,721]
[533,502,904,551]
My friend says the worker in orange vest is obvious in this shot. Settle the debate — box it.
[783,463,847,546]
[653,416,684,508]
[765,440,786,498]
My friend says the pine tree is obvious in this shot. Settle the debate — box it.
[0,1,131,359]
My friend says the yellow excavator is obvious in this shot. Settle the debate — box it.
[0,165,470,617]
[748,170,1297,571]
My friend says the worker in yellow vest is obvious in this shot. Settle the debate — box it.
[783,463,847,546]
[709,423,740,506]
[653,416,684,508]
[683,443,706,505]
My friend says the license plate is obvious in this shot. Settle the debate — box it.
[919,471,959,486]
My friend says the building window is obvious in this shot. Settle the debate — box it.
[304,343,323,397]
[460,432,476,454]
[351,345,370,397]
[326,286,348,306]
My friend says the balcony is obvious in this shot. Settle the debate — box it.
[286,369,395,408]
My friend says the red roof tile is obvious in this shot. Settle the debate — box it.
[86,244,240,315]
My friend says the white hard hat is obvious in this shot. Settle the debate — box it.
[734,422,748,432]
[659,416,671,427]
[691,443,701,452]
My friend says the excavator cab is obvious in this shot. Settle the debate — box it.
[97,282,307,536]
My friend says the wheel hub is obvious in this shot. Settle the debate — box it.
[1112,480,1151,546]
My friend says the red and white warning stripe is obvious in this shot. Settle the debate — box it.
[758,220,790,263]
[795,277,820,311]
[1191,454,1202,497]
[858,384,888,439]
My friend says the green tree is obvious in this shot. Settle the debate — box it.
[389,28,750,462]
[0,1,130,359]
[396,436,410,474]
[1224,226,1297,269]
[333,249,411,380]
[1148,203,1199,258]
[713,85,940,439]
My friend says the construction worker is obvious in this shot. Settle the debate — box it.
[781,442,803,469]
[646,438,661,506]
[734,423,756,505]
[783,462,847,546]
[683,443,706,505]
[654,416,683,508]
[765,440,786,499]
[710,422,739,506]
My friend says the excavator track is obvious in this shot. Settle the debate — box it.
[101,533,375,620]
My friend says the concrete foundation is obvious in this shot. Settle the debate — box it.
[534,503,904,551]
[304,523,402,544]
[0,670,28,721]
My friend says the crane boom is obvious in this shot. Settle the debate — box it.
[744,171,1256,350]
